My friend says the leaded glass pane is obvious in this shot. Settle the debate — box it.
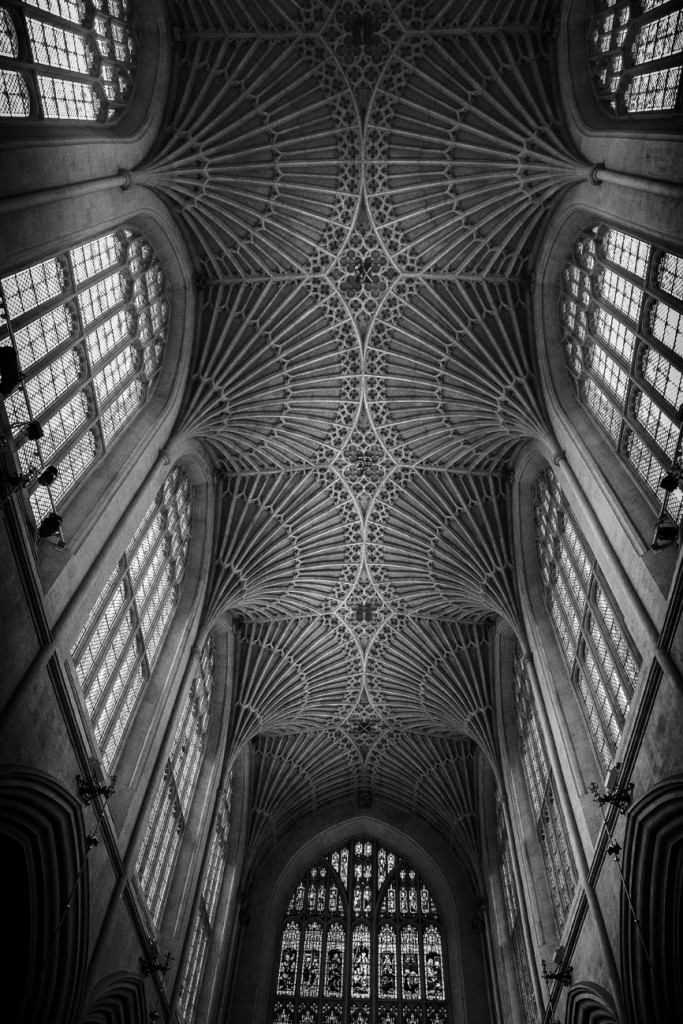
[535,466,639,765]
[70,469,192,766]
[1,0,137,121]
[0,228,167,524]
[271,839,447,1021]
[588,0,683,114]
[560,225,683,523]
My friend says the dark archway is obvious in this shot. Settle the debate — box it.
[0,766,88,1024]
[621,773,683,1024]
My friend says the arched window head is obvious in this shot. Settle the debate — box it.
[179,781,232,1023]
[136,635,215,926]
[0,227,167,531]
[495,791,538,1024]
[0,0,136,121]
[70,467,192,769]
[513,647,577,931]
[559,224,683,524]
[588,0,683,116]
[534,466,640,768]
[271,838,448,1024]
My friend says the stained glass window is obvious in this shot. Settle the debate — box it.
[535,466,640,768]
[136,636,215,925]
[560,223,683,523]
[496,792,538,1024]
[588,0,683,115]
[70,467,191,769]
[177,784,232,1023]
[0,228,167,528]
[271,837,448,1023]
[0,0,136,121]
[513,647,577,930]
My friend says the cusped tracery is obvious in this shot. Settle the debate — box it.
[271,837,448,1023]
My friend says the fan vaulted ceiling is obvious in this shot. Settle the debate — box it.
[148,0,583,883]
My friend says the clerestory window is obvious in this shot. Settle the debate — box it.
[271,838,448,1024]
[513,647,577,931]
[588,0,683,116]
[495,791,538,1024]
[0,0,136,120]
[70,467,192,769]
[136,636,215,926]
[560,223,683,523]
[0,227,167,529]
[534,466,640,768]
[178,783,232,1023]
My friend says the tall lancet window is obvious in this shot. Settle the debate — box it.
[534,466,640,768]
[178,783,232,1023]
[136,636,215,926]
[513,648,577,930]
[560,223,683,523]
[588,0,683,115]
[495,792,538,1024]
[0,228,167,527]
[0,0,136,120]
[70,467,192,769]
[271,838,448,1024]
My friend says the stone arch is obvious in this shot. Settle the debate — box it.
[557,0,683,184]
[0,0,172,185]
[565,982,619,1024]
[80,972,146,1024]
[621,773,683,1024]
[530,181,683,605]
[0,765,88,1024]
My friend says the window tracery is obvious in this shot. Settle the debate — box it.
[513,648,577,931]
[69,467,191,769]
[534,466,640,768]
[560,223,683,523]
[136,635,215,925]
[177,782,232,1023]
[0,227,167,527]
[495,792,538,1024]
[271,838,447,1024]
[588,0,683,115]
[0,0,136,120]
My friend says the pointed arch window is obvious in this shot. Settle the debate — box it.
[513,647,577,931]
[178,783,232,1023]
[560,223,683,523]
[0,227,167,528]
[534,466,640,768]
[271,838,448,1024]
[70,467,191,769]
[495,791,538,1024]
[0,0,136,121]
[136,635,215,925]
[588,0,683,115]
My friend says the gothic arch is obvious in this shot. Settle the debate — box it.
[0,765,88,1024]
[0,0,172,188]
[80,972,146,1024]
[531,182,683,607]
[229,812,487,1024]
[558,0,683,183]
[565,982,619,1024]
[621,773,683,1024]
[0,186,196,606]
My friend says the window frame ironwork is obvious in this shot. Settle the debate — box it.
[270,837,449,1024]
[588,0,683,117]
[0,0,136,121]
[559,222,683,524]
[534,466,640,769]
